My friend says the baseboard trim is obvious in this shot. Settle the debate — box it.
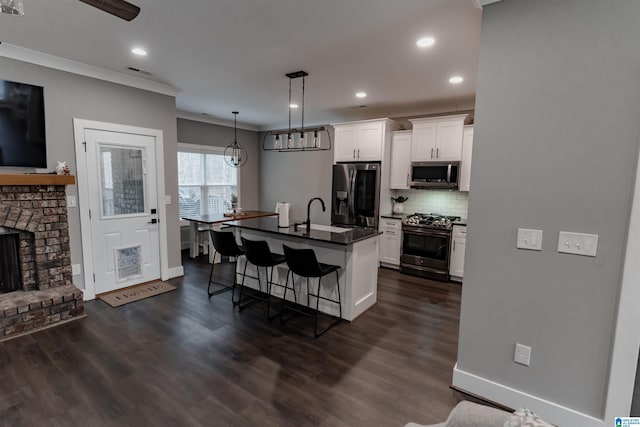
[452,364,604,427]
[167,266,184,279]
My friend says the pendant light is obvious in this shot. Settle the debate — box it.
[224,111,248,168]
[262,70,331,152]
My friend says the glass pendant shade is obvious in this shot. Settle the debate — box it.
[0,0,24,15]
[224,111,248,168]
[298,132,306,148]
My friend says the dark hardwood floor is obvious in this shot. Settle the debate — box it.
[0,252,463,426]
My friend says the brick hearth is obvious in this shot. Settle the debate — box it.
[0,177,84,341]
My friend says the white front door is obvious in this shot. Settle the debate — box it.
[84,129,161,294]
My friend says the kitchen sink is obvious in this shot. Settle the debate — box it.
[308,224,351,233]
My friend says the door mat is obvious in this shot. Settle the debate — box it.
[98,281,176,307]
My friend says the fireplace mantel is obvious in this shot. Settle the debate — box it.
[0,174,76,185]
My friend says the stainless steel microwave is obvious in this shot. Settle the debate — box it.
[410,161,460,189]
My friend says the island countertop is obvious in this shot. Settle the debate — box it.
[223,217,381,245]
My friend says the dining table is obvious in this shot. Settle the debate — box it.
[181,210,279,260]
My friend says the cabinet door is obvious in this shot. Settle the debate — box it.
[334,126,358,162]
[411,122,437,161]
[450,236,466,278]
[435,119,464,161]
[459,127,473,192]
[356,122,384,161]
[389,132,412,189]
[380,229,401,266]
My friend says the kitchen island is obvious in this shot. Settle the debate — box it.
[223,217,381,321]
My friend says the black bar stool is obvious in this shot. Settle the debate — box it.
[239,237,287,319]
[208,229,245,303]
[281,244,342,338]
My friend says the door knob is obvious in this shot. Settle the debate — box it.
[148,218,158,224]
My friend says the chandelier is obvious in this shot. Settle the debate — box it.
[263,70,331,152]
[224,111,248,168]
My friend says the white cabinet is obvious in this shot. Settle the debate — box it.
[379,217,402,268]
[389,130,412,189]
[450,225,467,281]
[333,120,385,162]
[459,125,474,192]
[409,115,466,162]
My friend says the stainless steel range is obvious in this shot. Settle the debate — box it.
[400,213,461,281]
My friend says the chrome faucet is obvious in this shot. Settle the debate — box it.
[306,197,326,233]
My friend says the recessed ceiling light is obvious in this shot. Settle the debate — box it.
[131,47,147,56]
[449,76,464,84]
[289,103,299,109]
[416,37,436,48]
[355,92,367,98]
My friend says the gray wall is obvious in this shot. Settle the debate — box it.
[0,56,180,289]
[259,128,335,225]
[457,0,640,418]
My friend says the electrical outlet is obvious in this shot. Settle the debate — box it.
[514,343,531,366]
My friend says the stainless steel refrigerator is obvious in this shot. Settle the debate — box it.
[331,163,381,228]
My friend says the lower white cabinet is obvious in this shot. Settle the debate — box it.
[450,225,467,281]
[379,217,402,268]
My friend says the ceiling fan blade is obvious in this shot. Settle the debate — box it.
[78,0,140,21]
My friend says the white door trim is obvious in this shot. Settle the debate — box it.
[73,119,169,300]
[603,134,640,421]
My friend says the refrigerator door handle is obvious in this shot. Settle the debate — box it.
[349,169,357,219]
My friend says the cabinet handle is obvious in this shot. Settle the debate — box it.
[437,148,439,158]
[406,174,410,187]
[357,149,360,158]
[353,149,356,159]
[431,148,434,159]
[386,230,396,235]
[453,240,456,251]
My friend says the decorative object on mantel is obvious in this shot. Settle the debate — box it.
[391,196,408,214]
[0,0,24,15]
[262,70,332,152]
[224,111,248,168]
[56,161,71,175]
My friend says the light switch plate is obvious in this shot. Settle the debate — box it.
[67,195,77,208]
[517,228,543,251]
[72,264,82,276]
[164,195,171,204]
[557,231,598,257]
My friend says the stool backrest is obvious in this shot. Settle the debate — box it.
[209,229,244,257]
[241,237,276,267]
[283,244,324,277]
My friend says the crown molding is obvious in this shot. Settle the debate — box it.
[473,0,503,7]
[176,110,261,132]
[0,43,181,97]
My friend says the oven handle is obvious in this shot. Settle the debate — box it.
[447,164,452,184]
[402,228,451,238]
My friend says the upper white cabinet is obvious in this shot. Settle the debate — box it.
[409,114,466,162]
[389,130,412,190]
[333,119,398,162]
[459,125,474,192]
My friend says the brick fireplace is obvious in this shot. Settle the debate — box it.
[0,175,84,341]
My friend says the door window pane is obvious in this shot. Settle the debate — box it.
[100,146,145,216]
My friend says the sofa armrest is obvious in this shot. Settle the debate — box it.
[445,401,510,427]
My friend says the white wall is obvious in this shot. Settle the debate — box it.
[0,56,180,290]
[455,0,640,424]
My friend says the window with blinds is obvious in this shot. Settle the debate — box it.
[177,147,238,220]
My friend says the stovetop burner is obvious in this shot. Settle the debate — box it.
[403,213,461,229]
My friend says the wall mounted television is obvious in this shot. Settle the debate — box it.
[0,79,47,168]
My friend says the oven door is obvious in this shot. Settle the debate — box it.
[400,227,450,271]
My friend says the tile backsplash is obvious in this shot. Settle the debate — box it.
[391,189,468,218]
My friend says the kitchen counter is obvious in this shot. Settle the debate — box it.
[224,217,381,321]
[452,218,467,226]
[380,213,404,220]
[223,217,381,245]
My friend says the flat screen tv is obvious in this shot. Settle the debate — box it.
[0,79,47,168]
